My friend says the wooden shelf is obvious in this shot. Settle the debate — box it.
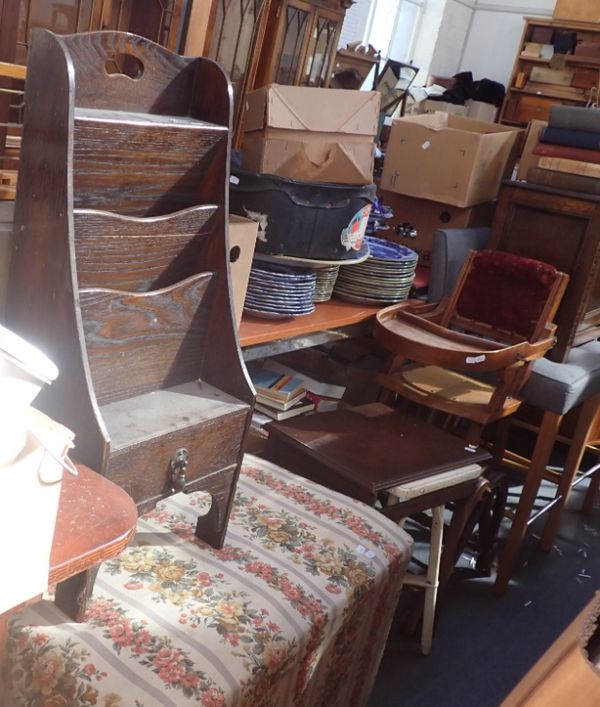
[508,87,587,103]
[524,15,600,32]
[500,16,600,127]
[239,298,381,347]
[518,54,600,67]
[102,381,249,451]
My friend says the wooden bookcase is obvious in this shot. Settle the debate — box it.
[499,16,600,127]
[490,180,600,362]
[5,30,254,548]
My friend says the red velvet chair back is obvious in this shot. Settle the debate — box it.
[455,249,560,341]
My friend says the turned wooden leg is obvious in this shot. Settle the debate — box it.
[582,457,600,515]
[540,396,600,552]
[465,421,484,448]
[495,410,562,596]
[195,464,239,549]
[476,469,509,574]
[420,505,444,655]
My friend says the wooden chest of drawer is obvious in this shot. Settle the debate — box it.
[504,94,557,124]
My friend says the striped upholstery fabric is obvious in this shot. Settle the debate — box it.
[3,454,412,707]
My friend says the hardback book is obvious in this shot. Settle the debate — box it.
[537,156,600,178]
[527,165,600,196]
[305,390,340,412]
[264,359,346,399]
[539,126,600,151]
[550,105,600,133]
[254,396,315,421]
[533,142,600,164]
[256,390,307,411]
[248,365,305,402]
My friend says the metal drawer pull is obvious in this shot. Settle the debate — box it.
[169,448,189,492]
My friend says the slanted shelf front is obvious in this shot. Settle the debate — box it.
[5,30,254,548]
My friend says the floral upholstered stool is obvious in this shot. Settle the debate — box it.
[2,454,413,707]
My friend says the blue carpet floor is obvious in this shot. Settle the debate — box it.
[369,479,600,707]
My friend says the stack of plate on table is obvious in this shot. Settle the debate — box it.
[244,262,317,319]
[333,236,418,305]
[313,265,340,303]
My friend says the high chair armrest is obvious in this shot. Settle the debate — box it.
[374,309,539,373]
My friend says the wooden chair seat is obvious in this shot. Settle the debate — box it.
[379,364,522,425]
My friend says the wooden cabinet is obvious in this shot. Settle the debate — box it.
[202,0,274,147]
[5,30,254,548]
[489,181,600,362]
[8,0,189,64]
[499,16,600,127]
[254,0,350,89]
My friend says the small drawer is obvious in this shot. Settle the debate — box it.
[105,406,249,505]
[512,95,556,124]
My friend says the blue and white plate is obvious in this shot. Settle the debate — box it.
[244,260,317,318]
[364,236,418,263]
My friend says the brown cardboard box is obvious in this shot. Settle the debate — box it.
[419,100,468,117]
[379,190,496,265]
[465,100,498,122]
[516,119,547,181]
[419,99,497,122]
[381,112,522,207]
[242,84,380,185]
[553,0,600,22]
[228,215,258,329]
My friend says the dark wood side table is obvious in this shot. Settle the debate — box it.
[264,403,492,652]
[0,463,137,666]
[489,181,600,362]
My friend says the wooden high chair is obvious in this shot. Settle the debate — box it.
[373,249,569,447]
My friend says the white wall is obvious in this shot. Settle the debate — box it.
[338,0,374,48]
[457,0,554,85]
[410,0,448,81]
[429,0,474,78]
[338,0,557,91]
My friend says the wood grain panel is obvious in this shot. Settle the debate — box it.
[74,205,218,290]
[80,272,214,403]
[73,110,226,215]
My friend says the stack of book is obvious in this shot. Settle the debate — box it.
[527,105,600,195]
[248,365,315,421]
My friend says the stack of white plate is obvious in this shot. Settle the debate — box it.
[334,236,418,305]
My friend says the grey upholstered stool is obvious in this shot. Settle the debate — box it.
[428,226,600,594]
[494,340,600,594]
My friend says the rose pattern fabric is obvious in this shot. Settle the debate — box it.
[3,454,412,706]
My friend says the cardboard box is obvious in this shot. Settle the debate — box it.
[419,99,497,122]
[381,112,522,207]
[516,119,547,181]
[553,0,600,22]
[419,100,468,117]
[228,215,258,329]
[378,190,496,265]
[242,84,380,185]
